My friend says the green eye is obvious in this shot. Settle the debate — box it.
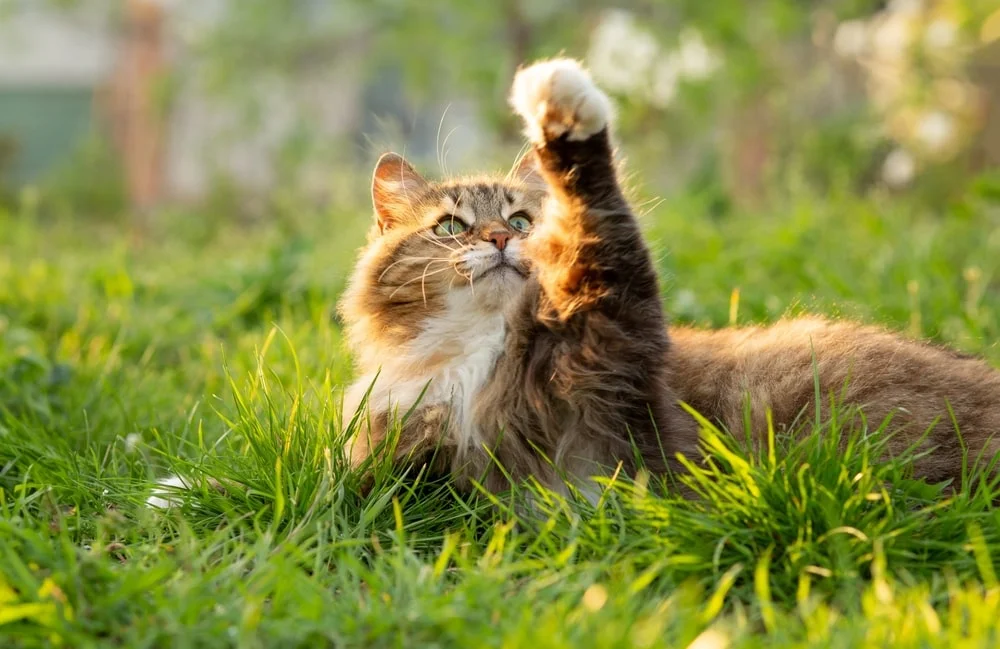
[508,212,532,233]
[433,217,467,237]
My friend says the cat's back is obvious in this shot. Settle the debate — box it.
[667,317,1000,481]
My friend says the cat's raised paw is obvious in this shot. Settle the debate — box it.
[510,58,612,144]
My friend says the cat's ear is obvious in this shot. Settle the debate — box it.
[510,149,547,192]
[372,153,428,233]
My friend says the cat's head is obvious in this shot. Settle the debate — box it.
[339,152,547,367]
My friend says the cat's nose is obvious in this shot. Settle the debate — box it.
[486,231,510,251]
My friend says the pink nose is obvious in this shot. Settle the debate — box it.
[487,231,510,250]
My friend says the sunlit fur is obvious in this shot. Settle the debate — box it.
[340,58,1000,495]
[339,159,551,477]
[340,59,699,494]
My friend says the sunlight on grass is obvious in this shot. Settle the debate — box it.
[2,182,1000,646]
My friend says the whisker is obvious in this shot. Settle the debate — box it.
[465,269,476,298]
[415,231,460,253]
[448,265,472,293]
[440,125,459,177]
[419,259,442,307]
[378,256,451,282]
[634,195,666,217]
[435,104,452,176]
[506,141,532,181]
[387,266,453,302]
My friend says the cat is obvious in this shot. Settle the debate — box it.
[340,58,1000,497]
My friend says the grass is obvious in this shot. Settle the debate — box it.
[2,173,1000,647]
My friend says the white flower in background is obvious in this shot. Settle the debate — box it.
[672,289,699,314]
[915,110,955,152]
[888,0,925,15]
[924,17,958,52]
[837,0,979,170]
[872,11,916,61]
[125,432,142,454]
[675,28,721,81]
[650,55,680,107]
[833,19,869,58]
[589,13,721,107]
[882,148,916,187]
[587,10,660,94]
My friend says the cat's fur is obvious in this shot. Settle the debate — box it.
[670,319,1000,483]
[340,58,1000,494]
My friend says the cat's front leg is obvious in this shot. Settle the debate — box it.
[505,60,698,476]
[509,59,656,321]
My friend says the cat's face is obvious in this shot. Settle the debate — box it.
[373,153,544,306]
[339,153,547,358]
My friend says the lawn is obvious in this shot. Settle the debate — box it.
[3,174,1000,648]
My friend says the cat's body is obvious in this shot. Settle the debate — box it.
[670,319,1000,482]
[340,58,1000,494]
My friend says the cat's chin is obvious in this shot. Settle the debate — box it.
[477,262,526,280]
[466,266,528,310]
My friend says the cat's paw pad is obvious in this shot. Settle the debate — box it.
[510,58,612,144]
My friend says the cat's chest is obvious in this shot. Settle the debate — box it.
[416,314,507,445]
[355,311,508,448]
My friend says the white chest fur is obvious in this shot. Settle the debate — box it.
[345,291,508,453]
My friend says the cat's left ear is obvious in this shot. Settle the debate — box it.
[510,149,547,192]
[372,152,429,233]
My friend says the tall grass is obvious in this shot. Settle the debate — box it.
[2,175,1000,646]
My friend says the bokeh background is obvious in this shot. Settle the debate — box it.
[3,0,998,215]
[2,0,1000,343]
[6,4,1000,643]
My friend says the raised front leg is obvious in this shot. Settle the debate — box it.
[501,60,697,478]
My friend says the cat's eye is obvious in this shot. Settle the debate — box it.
[508,212,532,233]
[433,217,467,237]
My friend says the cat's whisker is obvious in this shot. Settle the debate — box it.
[465,271,476,298]
[435,104,452,177]
[386,265,453,302]
[440,125,459,177]
[505,141,532,182]
[419,259,445,307]
[635,195,666,217]
[415,231,460,253]
[378,256,451,283]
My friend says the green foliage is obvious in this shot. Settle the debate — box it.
[2,166,1000,645]
[2,2,1000,644]
[37,135,127,221]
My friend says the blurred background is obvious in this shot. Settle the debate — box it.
[3,0,1000,451]
[1,0,998,221]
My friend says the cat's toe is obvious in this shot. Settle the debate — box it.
[510,58,612,144]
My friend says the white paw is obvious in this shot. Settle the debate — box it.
[510,58,612,144]
[145,474,191,509]
[146,474,226,508]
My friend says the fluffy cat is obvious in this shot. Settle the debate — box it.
[340,58,1000,495]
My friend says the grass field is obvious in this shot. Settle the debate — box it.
[3,174,1000,648]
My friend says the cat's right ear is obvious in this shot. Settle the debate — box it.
[372,153,428,233]
[510,149,547,192]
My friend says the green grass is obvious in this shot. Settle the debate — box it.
[2,175,1000,647]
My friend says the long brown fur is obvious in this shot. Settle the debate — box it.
[670,318,1000,482]
[340,59,1000,495]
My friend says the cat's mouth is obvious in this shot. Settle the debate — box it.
[479,258,527,279]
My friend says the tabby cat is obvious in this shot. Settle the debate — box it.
[340,58,1000,495]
